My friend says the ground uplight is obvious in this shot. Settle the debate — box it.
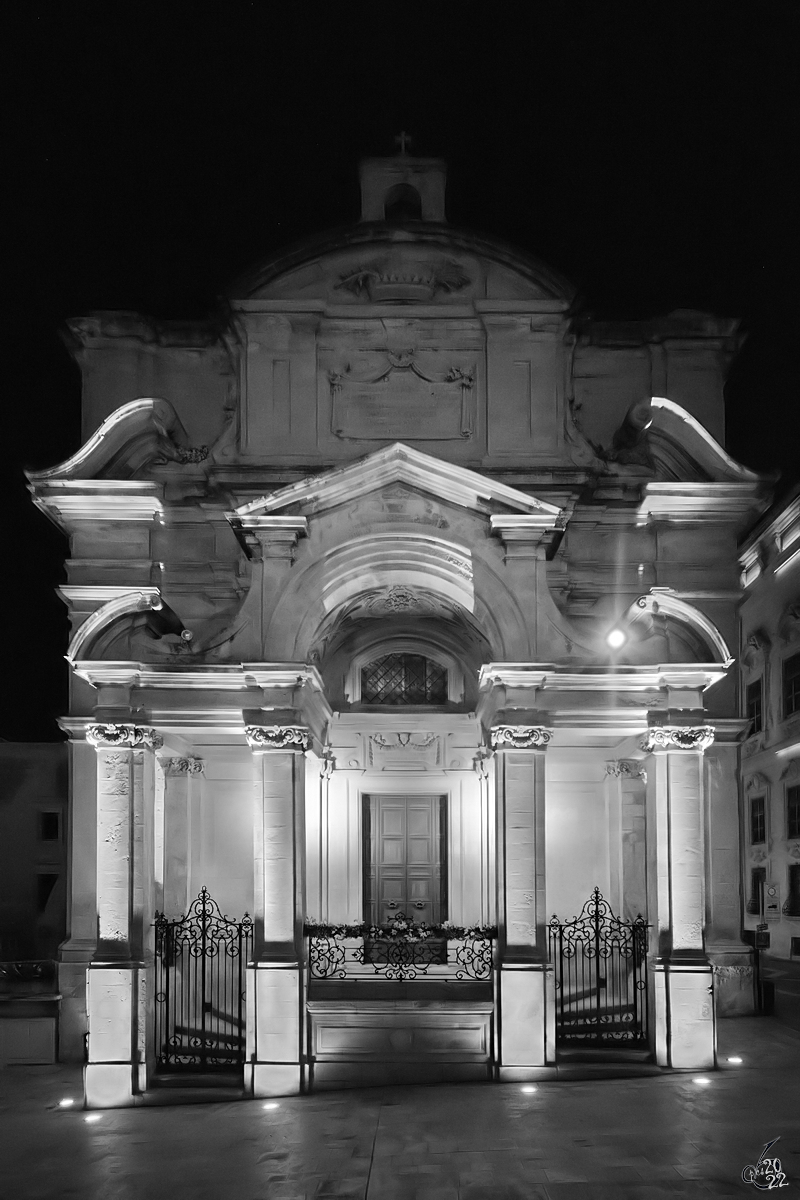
[520,1085,537,1094]
[692,1077,711,1086]
[727,1056,743,1064]
[85,1114,102,1122]
[58,1098,75,1108]
[262,1102,280,1110]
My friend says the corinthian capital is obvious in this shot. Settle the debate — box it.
[245,725,310,751]
[638,726,715,754]
[87,723,163,750]
[490,725,551,750]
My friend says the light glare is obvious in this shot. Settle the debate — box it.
[693,1077,711,1086]
[58,1098,75,1108]
[727,1056,743,1064]
[520,1085,537,1093]
[85,1113,102,1122]
[606,628,627,649]
[262,1101,280,1110]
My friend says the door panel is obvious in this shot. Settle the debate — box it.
[364,794,447,925]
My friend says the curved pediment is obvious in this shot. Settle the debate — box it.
[228,225,576,308]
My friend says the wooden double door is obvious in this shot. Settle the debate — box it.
[363,794,447,925]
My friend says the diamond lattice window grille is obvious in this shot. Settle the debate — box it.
[360,654,447,705]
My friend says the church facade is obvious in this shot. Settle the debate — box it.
[29,153,768,1107]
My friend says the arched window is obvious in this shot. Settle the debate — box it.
[360,652,447,705]
[384,183,422,222]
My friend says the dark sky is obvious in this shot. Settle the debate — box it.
[4,3,798,740]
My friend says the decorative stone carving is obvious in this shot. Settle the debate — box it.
[87,723,163,750]
[491,726,552,750]
[778,601,800,644]
[745,771,770,792]
[162,757,204,776]
[327,350,476,440]
[244,725,310,751]
[367,732,442,770]
[741,629,770,673]
[335,257,471,302]
[638,726,715,753]
[789,843,800,860]
[606,760,647,782]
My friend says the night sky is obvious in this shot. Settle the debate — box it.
[5,4,797,740]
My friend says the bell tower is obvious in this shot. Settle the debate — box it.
[359,133,447,222]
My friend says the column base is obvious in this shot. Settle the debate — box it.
[245,962,303,1097]
[85,964,143,1107]
[497,962,555,1069]
[650,960,715,1069]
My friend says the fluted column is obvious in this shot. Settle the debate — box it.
[84,723,162,1108]
[641,725,716,1068]
[244,724,308,1098]
[492,724,554,1076]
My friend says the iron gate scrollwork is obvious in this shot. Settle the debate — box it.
[154,888,253,1072]
[548,887,649,1045]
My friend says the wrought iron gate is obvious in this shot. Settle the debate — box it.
[548,888,649,1046]
[153,888,253,1072]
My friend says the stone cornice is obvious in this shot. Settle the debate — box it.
[490,725,552,750]
[245,725,310,751]
[639,726,715,753]
[86,723,164,750]
[478,663,727,692]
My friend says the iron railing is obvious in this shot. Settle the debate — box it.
[154,888,253,1072]
[306,913,495,982]
[549,888,649,1045]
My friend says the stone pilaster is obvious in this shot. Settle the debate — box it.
[161,757,204,918]
[84,723,162,1108]
[244,724,308,1098]
[491,724,554,1076]
[605,760,648,922]
[640,725,716,1068]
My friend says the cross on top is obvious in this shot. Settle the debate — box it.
[394,131,413,155]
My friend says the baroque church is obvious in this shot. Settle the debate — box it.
[27,149,771,1107]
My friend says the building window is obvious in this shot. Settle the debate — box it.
[788,785,800,840]
[360,653,448,705]
[750,795,766,845]
[746,866,766,915]
[784,865,800,918]
[784,651,800,718]
[746,678,763,735]
[36,873,59,914]
[38,811,60,841]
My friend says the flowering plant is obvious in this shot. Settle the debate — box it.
[304,914,497,941]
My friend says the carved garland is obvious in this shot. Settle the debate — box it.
[87,723,163,750]
[245,725,310,751]
[491,725,552,750]
[639,726,715,753]
[162,757,204,776]
[606,760,647,782]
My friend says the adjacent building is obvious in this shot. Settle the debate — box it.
[738,484,800,1028]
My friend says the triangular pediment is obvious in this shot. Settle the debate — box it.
[234,442,564,524]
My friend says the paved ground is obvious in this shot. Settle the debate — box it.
[1,1017,799,1199]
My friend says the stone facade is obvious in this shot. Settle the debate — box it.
[27,152,773,1104]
